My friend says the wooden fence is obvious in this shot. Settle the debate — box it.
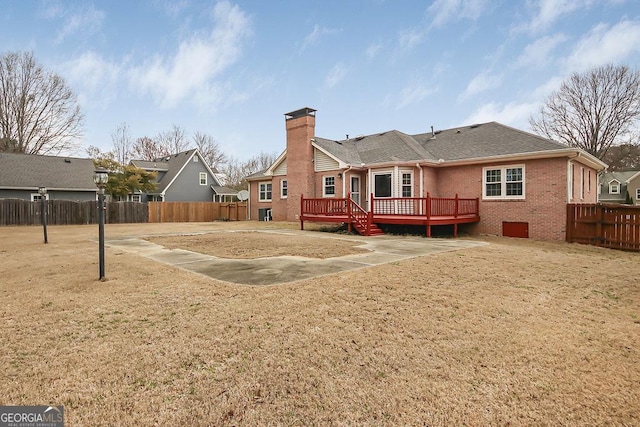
[566,204,640,251]
[0,199,148,226]
[148,202,247,223]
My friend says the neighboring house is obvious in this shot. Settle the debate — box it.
[130,148,237,202]
[0,152,97,201]
[599,170,640,205]
[247,107,607,240]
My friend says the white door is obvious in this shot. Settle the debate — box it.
[351,176,361,206]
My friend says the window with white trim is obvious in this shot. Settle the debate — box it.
[259,182,272,201]
[636,188,640,202]
[131,194,141,202]
[483,165,525,199]
[281,180,288,198]
[374,173,392,198]
[609,181,620,194]
[323,176,335,197]
[31,193,50,202]
[199,172,207,185]
[401,172,412,197]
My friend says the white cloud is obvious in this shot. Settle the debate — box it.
[324,63,348,89]
[54,4,105,44]
[427,0,489,28]
[365,42,383,60]
[128,0,252,109]
[566,19,640,72]
[398,28,425,51]
[523,0,595,33]
[464,101,539,129]
[459,71,502,101]
[514,33,568,68]
[60,51,122,109]
[396,79,437,109]
[301,24,341,51]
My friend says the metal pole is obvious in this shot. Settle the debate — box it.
[98,190,105,281]
[41,195,48,244]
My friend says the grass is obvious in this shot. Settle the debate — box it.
[0,222,638,426]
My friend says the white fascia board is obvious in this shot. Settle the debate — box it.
[625,171,640,183]
[264,149,287,176]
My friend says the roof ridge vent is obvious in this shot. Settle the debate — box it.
[469,123,480,129]
[355,135,365,140]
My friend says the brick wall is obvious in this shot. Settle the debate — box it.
[285,112,316,221]
[434,158,571,240]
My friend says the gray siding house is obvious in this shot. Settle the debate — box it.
[599,170,640,205]
[131,148,237,202]
[0,152,97,201]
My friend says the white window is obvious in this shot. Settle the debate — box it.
[281,180,288,198]
[636,188,640,202]
[580,167,585,199]
[193,156,199,162]
[323,176,335,197]
[609,181,620,194]
[401,172,412,197]
[199,172,207,185]
[131,194,141,202]
[31,193,49,202]
[259,182,272,201]
[483,165,525,200]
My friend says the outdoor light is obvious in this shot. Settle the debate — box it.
[38,186,48,244]
[94,168,109,281]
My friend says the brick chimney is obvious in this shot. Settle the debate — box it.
[284,107,316,221]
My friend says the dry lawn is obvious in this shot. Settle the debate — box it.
[1,221,639,426]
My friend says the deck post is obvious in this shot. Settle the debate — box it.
[454,193,459,218]
[453,223,458,237]
[426,192,431,219]
[426,224,431,237]
[300,194,304,230]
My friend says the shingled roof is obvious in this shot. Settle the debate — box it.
[131,149,203,193]
[0,152,96,191]
[313,121,587,166]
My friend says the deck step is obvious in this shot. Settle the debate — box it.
[353,222,385,236]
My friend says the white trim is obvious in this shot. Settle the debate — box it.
[30,193,50,201]
[322,175,336,197]
[264,150,287,176]
[609,179,620,194]
[482,164,525,200]
[258,181,272,202]
[400,170,413,197]
[311,142,348,169]
[372,170,393,198]
[580,166,584,200]
[280,179,288,199]
[199,172,207,185]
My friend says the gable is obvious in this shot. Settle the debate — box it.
[273,158,287,175]
[314,148,340,171]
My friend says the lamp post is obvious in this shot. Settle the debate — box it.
[38,187,48,244]
[93,168,109,281]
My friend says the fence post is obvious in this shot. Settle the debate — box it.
[454,193,459,218]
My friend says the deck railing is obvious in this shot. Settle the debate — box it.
[371,193,478,217]
[301,197,348,216]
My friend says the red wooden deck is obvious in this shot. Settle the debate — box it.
[300,194,480,236]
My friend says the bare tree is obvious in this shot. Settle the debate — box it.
[0,51,84,155]
[156,124,188,154]
[222,151,278,190]
[131,136,169,161]
[602,143,640,171]
[110,122,133,164]
[530,64,640,160]
[192,131,227,169]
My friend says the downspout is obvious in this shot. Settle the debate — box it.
[417,163,423,197]
[247,182,251,220]
[342,165,353,197]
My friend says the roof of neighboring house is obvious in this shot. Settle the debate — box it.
[131,149,219,194]
[0,152,96,191]
[600,170,640,201]
[211,185,238,196]
[313,121,602,167]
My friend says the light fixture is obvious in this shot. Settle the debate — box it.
[38,186,48,244]
[94,168,108,281]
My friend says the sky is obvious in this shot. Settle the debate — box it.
[2,0,640,161]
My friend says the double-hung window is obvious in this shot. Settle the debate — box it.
[259,182,272,201]
[483,165,525,200]
[199,172,207,185]
[401,172,412,197]
[281,180,288,198]
[323,176,335,197]
[609,181,620,194]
